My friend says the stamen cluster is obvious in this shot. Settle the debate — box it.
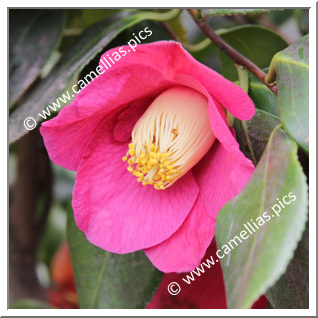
[123,143,181,190]
[122,86,215,190]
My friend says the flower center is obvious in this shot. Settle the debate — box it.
[122,86,215,190]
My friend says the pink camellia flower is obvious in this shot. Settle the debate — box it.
[40,41,255,273]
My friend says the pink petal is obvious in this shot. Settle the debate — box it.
[173,73,253,157]
[103,41,255,120]
[41,41,254,171]
[113,97,152,143]
[72,116,199,253]
[144,195,215,273]
[191,81,255,216]
[192,141,254,220]
[40,115,105,171]
[40,64,170,170]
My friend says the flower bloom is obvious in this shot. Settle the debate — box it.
[40,41,255,273]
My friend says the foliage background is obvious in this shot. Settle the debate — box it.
[8,8,309,309]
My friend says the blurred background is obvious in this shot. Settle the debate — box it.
[8,8,309,309]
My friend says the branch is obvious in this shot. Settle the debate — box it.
[9,128,52,304]
[160,22,180,41]
[187,9,278,95]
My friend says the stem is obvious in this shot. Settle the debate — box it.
[184,38,211,52]
[160,22,179,41]
[160,19,212,52]
[141,9,181,22]
[187,9,278,95]
[235,65,257,166]
[236,65,249,93]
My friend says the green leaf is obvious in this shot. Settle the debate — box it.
[9,12,131,144]
[166,15,188,42]
[249,75,278,117]
[266,220,308,308]
[268,10,294,25]
[215,127,308,308]
[267,35,309,154]
[66,206,163,309]
[9,9,180,144]
[10,299,52,309]
[189,39,218,70]
[217,26,288,81]
[233,109,280,165]
[201,9,283,19]
[9,10,66,107]
[67,9,122,29]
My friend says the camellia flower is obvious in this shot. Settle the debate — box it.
[40,41,255,273]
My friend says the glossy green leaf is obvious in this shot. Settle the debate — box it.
[190,41,218,70]
[233,109,279,165]
[201,9,283,19]
[67,206,163,309]
[217,26,288,81]
[268,35,309,154]
[266,220,308,308]
[9,9,180,144]
[215,127,308,308]
[9,12,130,144]
[249,75,278,117]
[9,9,66,107]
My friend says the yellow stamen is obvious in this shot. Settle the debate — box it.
[122,87,215,190]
